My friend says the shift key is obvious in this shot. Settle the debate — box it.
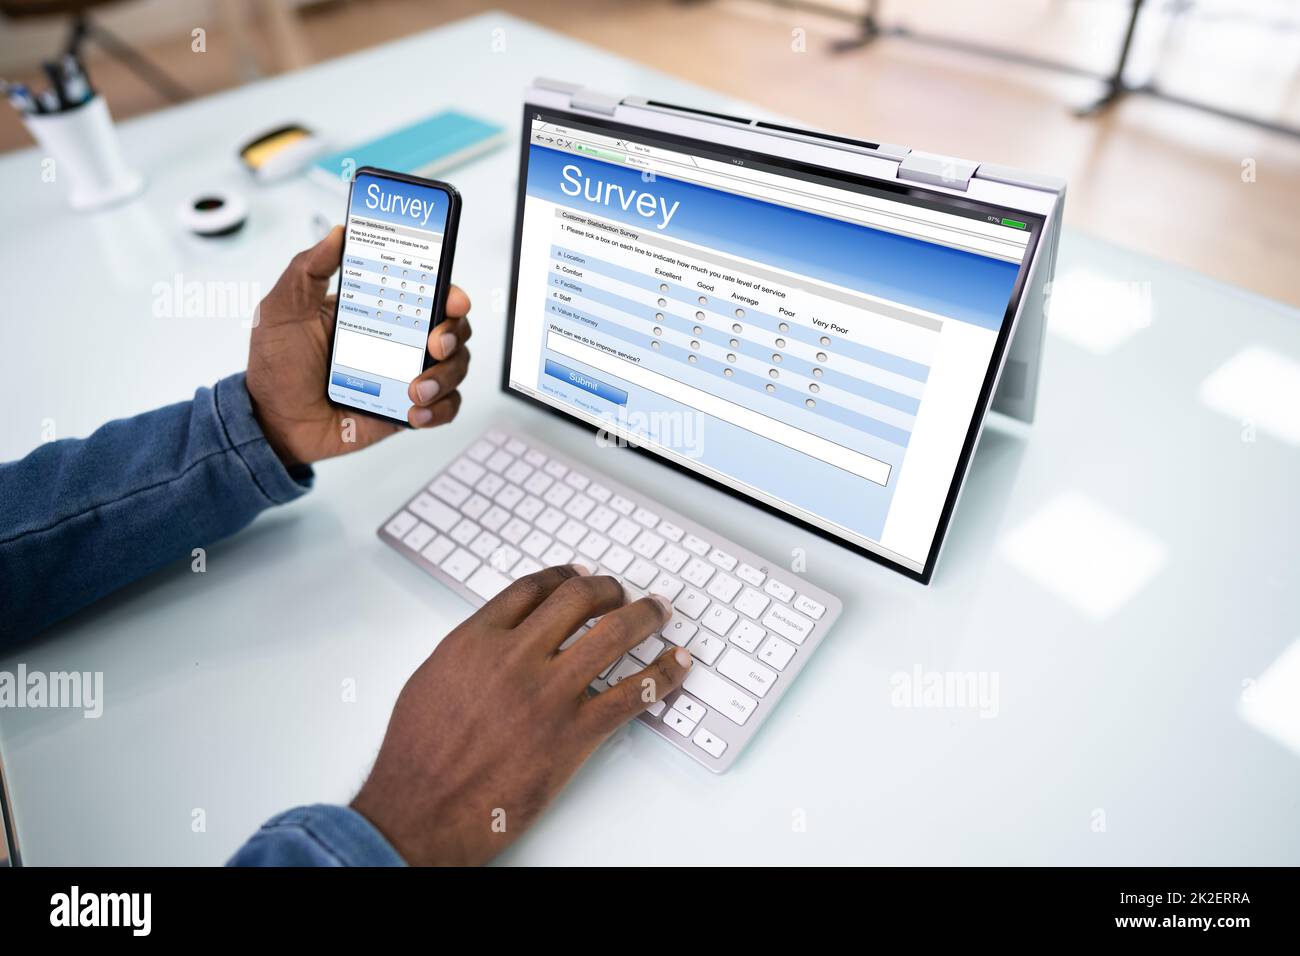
[683,667,757,726]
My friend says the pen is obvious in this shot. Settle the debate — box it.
[59,53,94,106]
[4,82,40,116]
[43,60,70,110]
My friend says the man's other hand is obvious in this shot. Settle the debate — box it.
[246,226,472,466]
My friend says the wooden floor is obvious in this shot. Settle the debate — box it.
[3,0,1298,305]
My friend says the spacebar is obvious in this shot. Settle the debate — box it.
[683,668,757,726]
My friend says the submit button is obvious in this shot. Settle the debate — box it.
[544,360,628,405]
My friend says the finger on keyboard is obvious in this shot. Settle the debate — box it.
[521,571,628,652]
[474,563,586,630]
[557,593,673,689]
[582,645,692,734]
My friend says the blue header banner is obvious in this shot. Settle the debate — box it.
[526,145,1018,330]
[349,172,449,232]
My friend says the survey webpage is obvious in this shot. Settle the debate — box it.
[508,115,1034,571]
[327,172,449,421]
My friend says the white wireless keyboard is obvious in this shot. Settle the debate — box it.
[378,425,842,772]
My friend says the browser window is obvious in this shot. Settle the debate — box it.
[507,111,1039,574]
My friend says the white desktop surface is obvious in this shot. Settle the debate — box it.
[2,12,1298,866]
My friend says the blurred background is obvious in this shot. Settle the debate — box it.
[1,0,1298,304]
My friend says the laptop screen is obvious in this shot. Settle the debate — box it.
[504,107,1043,580]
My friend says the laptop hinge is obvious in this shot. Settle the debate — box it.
[897,152,979,192]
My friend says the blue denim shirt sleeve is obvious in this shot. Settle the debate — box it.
[227,805,407,867]
[0,372,312,644]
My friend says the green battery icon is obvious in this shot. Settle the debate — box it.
[1000,218,1027,229]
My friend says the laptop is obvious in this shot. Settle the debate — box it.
[379,78,1065,771]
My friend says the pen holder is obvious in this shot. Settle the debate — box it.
[23,96,144,211]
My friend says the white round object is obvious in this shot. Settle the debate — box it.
[178,191,249,237]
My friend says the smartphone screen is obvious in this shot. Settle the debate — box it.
[327,171,453,422]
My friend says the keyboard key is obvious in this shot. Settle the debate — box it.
[524,471,553,495]
[483,429,506,445]
[601,545,634,575]
[449,457,485,486]
[708,548,738,571]
[597,654,619,680]
[486,449,513,473]
[451,518,481,546]
[564,494,595,520]
[758,635,796,670]
[511,556,543,579]
[606,656,642,688]
[429,474,470,507]
[794,594,827,620]
[586,482,611,503]
[764,578,796,603]
[629,635,665,665]
[542,543,574,566]
[701,604,737,636]
[544,483,574,508]
[687,630,725,665]
[674,589,709,620]
[524,448,547,467]
[515,495,545,522]
[500,517,531,544]
[488,545,521,573]
[535,508,565,534]
[461,494,490,520]
[578,532,610,562]
[466,564,511,600]
[609,517,641,545]
[656,544,689,574]
[683,667,756,726]
[662,618,699,646]
[402,521,436,551]
[495,485,525,510]
[585,504,617,533]
[440,547,480,582]
[736,563,766,587]
[648,573,684,602]
[657,521,684,542]
[420,535,455,565]
[480,506,511,532]
[730,619,765,652]
[470,531,501,559]
[505,438,527,456]
[673,695,706,722]
[476,472,506,497]
[681,557,715,589]
[646,699,667,717]
[609,494,636,515]
[557,519,588,547]
[632,531,664,560]
[717,648,777,698]
[521,530,551,558]
[632,507,660,529]
[408,492,459,532]
[663,708,697,737]
[564,471,590,491]
[682,534,710,556]
[544,459,568,479]
[624,558,658,589]
[734,587,770,620]
[693,728,727,758]
[762,605,814,645]
[706,573,742,604]
[466,440,494,462]
[504,460,533,485]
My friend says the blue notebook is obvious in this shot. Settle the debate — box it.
[309,110,507,191]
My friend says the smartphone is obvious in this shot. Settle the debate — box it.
[326,166,461,425]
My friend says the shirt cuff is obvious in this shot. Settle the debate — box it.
[226,804,408,867]
[212,372,315,505]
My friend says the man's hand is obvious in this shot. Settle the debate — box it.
[351,565,693,866]
[245,226,472,467]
